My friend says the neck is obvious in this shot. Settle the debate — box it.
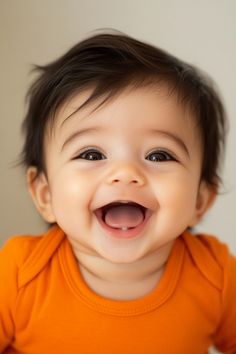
[71,240,175,301]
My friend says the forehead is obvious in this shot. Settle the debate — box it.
[46,85,201,147]
[58,85,195,126]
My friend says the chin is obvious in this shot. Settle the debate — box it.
[98,247,145,264]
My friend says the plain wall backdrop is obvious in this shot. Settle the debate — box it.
[0,1,235,353]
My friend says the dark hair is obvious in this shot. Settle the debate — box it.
[18,31,227,190]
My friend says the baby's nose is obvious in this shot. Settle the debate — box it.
[106,164,146,186]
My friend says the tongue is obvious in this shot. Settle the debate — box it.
[104,204,144,229]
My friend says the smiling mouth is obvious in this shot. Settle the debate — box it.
[94,201,152,238]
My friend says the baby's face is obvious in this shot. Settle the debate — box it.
[39,86,210,263]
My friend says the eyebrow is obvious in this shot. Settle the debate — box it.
[148,129,190,157]
[61,127,102,152]
[61,127,190,158]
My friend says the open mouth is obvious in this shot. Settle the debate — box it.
[94,201,152,238]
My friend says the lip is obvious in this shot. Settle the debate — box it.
[94,206,153,239]
[93,199,154,212]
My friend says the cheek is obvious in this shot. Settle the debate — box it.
[151,173,200,234]
[49,169,94,213]
[153,172,199,210]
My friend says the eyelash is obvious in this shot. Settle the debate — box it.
[74,148,177,162]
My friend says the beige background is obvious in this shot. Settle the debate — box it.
[0,2,235,352]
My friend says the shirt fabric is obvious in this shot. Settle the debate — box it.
[0,225,236,354]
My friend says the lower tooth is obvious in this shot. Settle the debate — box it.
[121,227,128,231]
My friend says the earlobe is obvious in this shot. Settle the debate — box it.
[27,167,56,223]
[189,181,217,227]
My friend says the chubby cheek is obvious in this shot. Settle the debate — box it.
[153,172,199,222]
[49,169,95,225]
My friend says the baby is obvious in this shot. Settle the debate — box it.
[0,32,235,353]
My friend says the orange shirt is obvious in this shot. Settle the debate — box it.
[0,225,236,354]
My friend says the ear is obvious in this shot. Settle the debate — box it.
[189,181,217,227]
[27,167,56,223]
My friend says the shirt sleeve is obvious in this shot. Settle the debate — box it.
[0,238,20,351]
[212,252,236,353]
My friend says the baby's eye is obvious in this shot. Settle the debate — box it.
[77,149,106,161]
[146,150,176,162]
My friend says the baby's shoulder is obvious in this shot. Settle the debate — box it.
[0,233,43,267]
[181,231,234,291]
[0,225,65,287]
[182,231,231,262]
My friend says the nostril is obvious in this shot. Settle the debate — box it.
[112,178,139,184]
[108,171,145,186]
